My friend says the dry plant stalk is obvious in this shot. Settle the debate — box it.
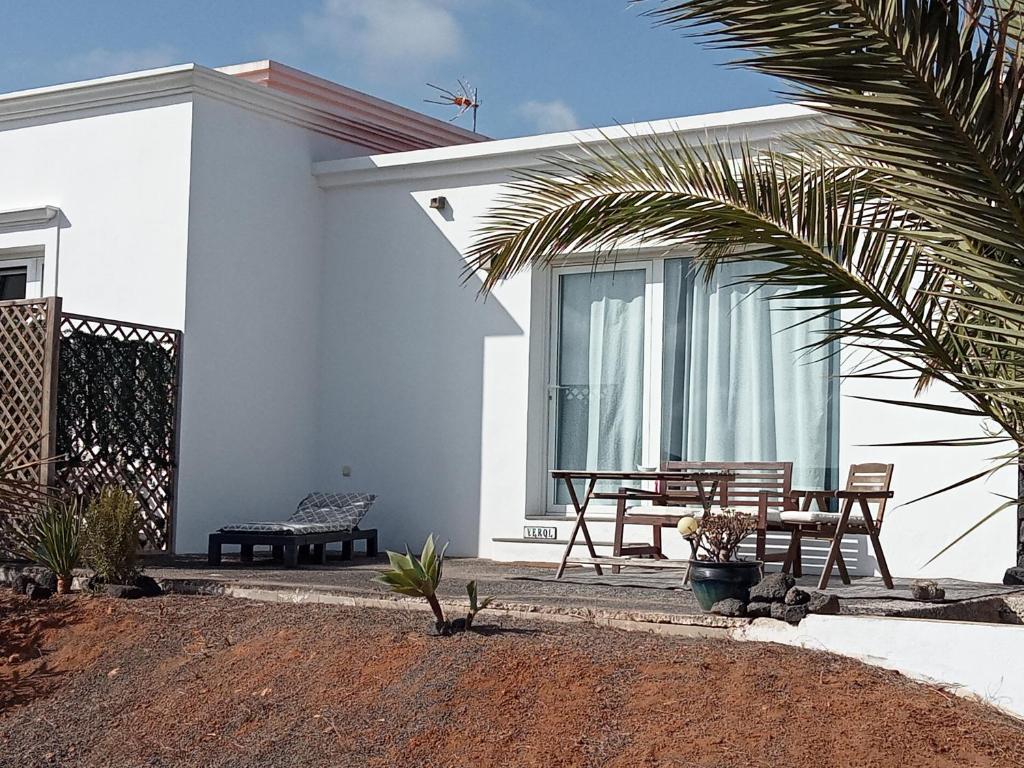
[694,509,757,563]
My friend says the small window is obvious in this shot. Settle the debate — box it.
[0,266,27,300]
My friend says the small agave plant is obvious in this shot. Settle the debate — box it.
[465,580,495,630]
[378,534,450,632]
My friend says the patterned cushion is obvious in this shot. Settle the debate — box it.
[218,491,376,535]
[218,521,352,534]
[289,491,376,530]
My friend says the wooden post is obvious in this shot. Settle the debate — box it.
[39,296,62,489]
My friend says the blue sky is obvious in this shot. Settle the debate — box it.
[2,1,781,139]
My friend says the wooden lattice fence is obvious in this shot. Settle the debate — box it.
[0,298,182,552]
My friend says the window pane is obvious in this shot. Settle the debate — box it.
[661,258,837,489]
[0,268,27,301]
[554,269,646,504]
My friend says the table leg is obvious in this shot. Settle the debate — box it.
[555,477,601,578]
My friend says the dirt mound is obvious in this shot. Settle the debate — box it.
[0,592,1021,768]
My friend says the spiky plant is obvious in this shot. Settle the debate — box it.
[377,534,449,630]
[22,498,82,594]
[469,0,1024,571]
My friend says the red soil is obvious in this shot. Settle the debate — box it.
[1,592,1022,768]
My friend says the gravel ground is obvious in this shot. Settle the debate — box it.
[2,591,1023,768]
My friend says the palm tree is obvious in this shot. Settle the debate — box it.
[468,0,1024,576]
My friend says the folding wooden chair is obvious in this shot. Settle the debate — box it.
[781,463,895,589]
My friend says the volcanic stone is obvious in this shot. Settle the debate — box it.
[784,587,810,605]
[806,591,840,615]
[104,584,144,600]
[134,575,162,597]
[745,601,773,619]
[25,583,53,600]
[910,580,945,601]
[12,574,33,595]
[709,598,747,617]
[770,602,808,624]
[1003,567,1024,586]
[748,573,795,603]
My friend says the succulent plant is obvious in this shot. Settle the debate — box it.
[377,534,449,630]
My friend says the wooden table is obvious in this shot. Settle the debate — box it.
[551,469,734,578]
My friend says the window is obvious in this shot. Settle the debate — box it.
[0,266,27,300]
[0,250,43,299]
[547,257,838,510]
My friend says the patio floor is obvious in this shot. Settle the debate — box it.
[141,554,1024,630]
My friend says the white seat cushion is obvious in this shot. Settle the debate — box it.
[780,510,865,525]
[218,521,349,534]
[627,506,783,523]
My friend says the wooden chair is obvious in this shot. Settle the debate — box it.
[612,460,797,568]
[781,463,895,589]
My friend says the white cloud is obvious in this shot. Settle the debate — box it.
[302,0,462,76]
[62,45,181,80]
[517,99,580,133]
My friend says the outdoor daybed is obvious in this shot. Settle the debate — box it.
[208,492,377,568]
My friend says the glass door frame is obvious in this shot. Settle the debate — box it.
[545,259,666,514]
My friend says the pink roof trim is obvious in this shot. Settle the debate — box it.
[218,60,485,153]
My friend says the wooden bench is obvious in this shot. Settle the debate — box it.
[613,460,797,565]
[208,528,378,568]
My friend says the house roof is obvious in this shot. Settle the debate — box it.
[0,60,485,153]
[312,103,821,188]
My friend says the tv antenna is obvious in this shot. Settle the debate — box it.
[425,80,480,132]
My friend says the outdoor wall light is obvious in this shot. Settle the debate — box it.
[429,196,448,211]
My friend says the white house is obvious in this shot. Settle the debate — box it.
[0,60,1015,582]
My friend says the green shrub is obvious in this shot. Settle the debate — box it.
[22,499,82,594]
[83,486,142,585]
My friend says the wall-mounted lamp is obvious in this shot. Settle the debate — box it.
[429,196,448,212]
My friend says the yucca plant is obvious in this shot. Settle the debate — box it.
[21,498,82,594]
[377,534,449,630]
[469,0,1024,574]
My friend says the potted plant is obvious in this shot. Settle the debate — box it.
[677,509,761,611]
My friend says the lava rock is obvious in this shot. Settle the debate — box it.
[133,575,163,597]
[745,601,773,619]
[770,601,808,624]
[25,583,53,601]
[911,580,945,601]
[34,572,58,592]
[1004,567,1024,586]
[12,574,34,595]
[709,598,747,617]
[104,584,144,600]
[748,573,795,603]
[806,591,840,615]
[784,587,810,606]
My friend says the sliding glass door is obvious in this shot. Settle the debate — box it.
[549,265,648,505]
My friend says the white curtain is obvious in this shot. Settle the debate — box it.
[661,259,836,489]
[555,270,645,502]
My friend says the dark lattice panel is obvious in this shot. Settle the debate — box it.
[55,314,182,551]
[0,299,57,555]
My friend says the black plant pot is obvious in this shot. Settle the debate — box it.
[689,560,762,611]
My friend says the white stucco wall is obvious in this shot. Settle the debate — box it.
[0,98,194,327]
[172,94,365,553]
[314,125,1017,581]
